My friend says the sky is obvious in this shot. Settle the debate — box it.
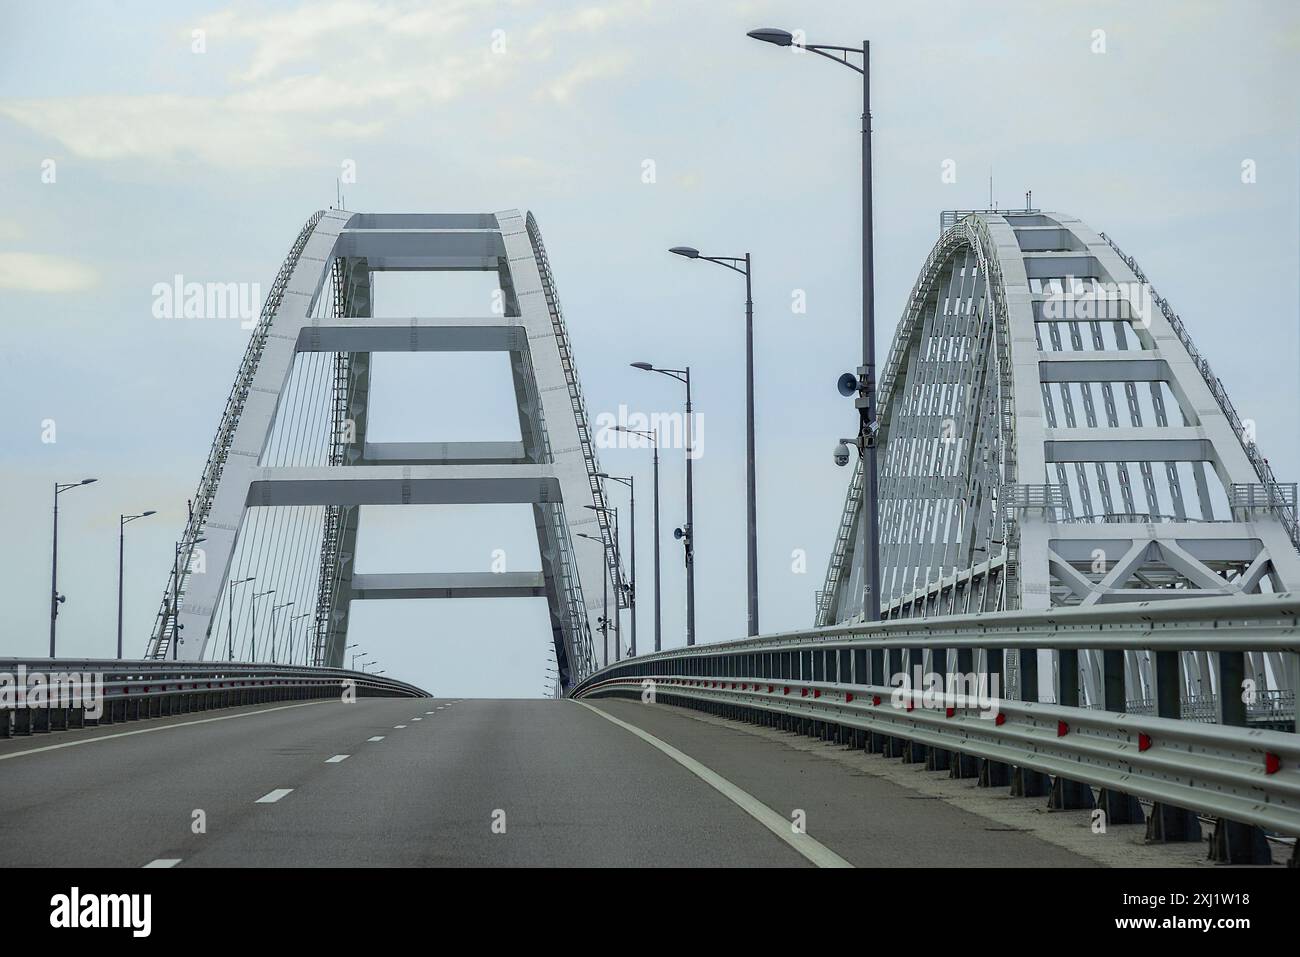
[1,0,1298,697]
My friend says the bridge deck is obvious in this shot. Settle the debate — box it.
[0,698,1146,867]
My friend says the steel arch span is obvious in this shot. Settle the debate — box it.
[145,209,628,690]
[819,209,1300,708]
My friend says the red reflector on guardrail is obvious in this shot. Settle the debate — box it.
[1057,721,1069,737]
[872,695,881,706]
[800,688,808,697]
[813,689,821,698]
[1138,733,1152,752]
[1265,752,1281,775]
[767,685,773,693]
[995,713,1006,726]
[945,707,955,718]
[783,686,790,695]
[845,693,854,703]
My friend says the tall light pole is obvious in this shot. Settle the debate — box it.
[227,576,255,661]
[251,588,275,661]
[669,246,759,636]
[631,362,696,645]
[576,532,611,666]
[585,504,622,660]
[597,473,636,656]
[50,478,97,657]
[270,601,294,663]
[748,27,880,622]
[613,425,661,651]
[117,509,156,658]
[287,613,309,665]
[169,536,204,660]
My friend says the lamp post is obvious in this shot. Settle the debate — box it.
[270,601,294,663]
[748,27,881,622]
[49,478,97,657]
[631,362,695,645]
[117,509,156,658]
[289,612,311,664]
[613,425,661,651]
[227,576,255,661]
[251,589,275,661]
[669,246,759,636]
[169,536,204,660]
[585,505,622,660]
[576,532,611,666]
[597,473,636,656]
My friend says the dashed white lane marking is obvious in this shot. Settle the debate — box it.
[325,754,350,763]
[394,724,407,729]
[425,711,435,715]
[576,702,853,869]
[255,788,294,804]
[0,701,324,763]
[367,736,385,742]
[144,858,181,868]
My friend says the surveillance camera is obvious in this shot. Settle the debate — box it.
[833,442,851,467]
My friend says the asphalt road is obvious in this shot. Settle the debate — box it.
[0,696,1095,867]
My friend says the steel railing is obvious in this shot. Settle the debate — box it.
[572,593,1300,838]
[0,659,428,737]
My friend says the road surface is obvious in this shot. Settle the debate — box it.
[0,696,1097,867]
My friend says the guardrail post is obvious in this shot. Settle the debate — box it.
[1145,650,1202,844]
[926,647,951,771]
[902,648,926,763]
[1011,649,1050,796]
[1047,650,1095,811]
[881,645,905,757]
[978,647,1010,786]
[1096,649,1143,825]
[948,647,979,778]
[1208,650,1272,864]
[868,646,888,752]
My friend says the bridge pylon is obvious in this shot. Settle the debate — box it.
[146,210,626,689]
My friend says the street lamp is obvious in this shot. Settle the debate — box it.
[270,601,294,663]
[584,504,623,660]
[117,509,156,658]
[669,245,759,636]
[597,473,637,656]
[251,589,275,661]
[169,536,204,660]
[631,362,696,645]
[350,648,366,670]
[227,576,255,661]
[576,532,612,666]
[49,478,97,657]
[289,612,311,664]
[612,425,661,652]
[748,27,881,622]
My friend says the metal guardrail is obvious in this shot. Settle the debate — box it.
[0,659,428,737]
[572,594,1300,840]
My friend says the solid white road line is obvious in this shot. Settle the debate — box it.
[255,788,294,804]
[367,736,385,742]
[0,701,325,763]
[143,858,181,868]
[576,702,853,869]
[325,754,350,763]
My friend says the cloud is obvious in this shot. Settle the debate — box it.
[0,0,655,169]
[0,252,98,292]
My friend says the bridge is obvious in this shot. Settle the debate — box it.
[2,199,1296,879]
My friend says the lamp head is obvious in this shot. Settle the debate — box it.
[669,246,700,259]
[630,361,654,371]
[747,28,794,47]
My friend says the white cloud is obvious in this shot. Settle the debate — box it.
[0,252,98,292]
